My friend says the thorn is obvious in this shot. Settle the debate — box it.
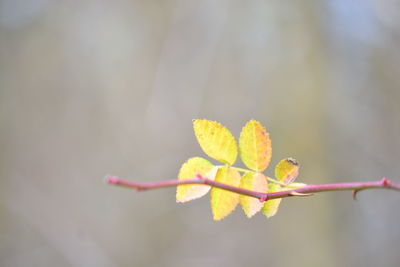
[352,189,360,200]
[381,177,390,187]
[289,192,312,197]
[196,173,204,179]
[259,196,268,203]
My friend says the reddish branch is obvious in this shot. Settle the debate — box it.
[106,175,400,201]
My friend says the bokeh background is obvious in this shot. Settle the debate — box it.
[1,0,400,266]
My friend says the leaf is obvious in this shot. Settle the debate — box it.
[239,120,272,172]
[262,183,283,218]
[211,166,241,221]
[176,157,217,203]
[239,172,268,218]
[193,119,238,165]
[275,157,300,184]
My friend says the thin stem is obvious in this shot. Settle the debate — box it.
[228,166,249,173]
[228,167,292,187]
[265,177,286,186]
[106,176,400,201]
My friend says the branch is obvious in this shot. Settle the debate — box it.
[106,176,400,201]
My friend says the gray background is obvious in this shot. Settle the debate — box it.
[1,0,400,266]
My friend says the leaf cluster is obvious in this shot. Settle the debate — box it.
[176,120,303,220]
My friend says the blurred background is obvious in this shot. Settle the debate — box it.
[1,0,400,266]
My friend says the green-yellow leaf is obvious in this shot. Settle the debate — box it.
[176,157,217,203]
[193,119,238,165]
[239,120,272,172]
[239,172,268,218]
[211,166,241,221]
[275,157,300,184]
[262,183,282,218]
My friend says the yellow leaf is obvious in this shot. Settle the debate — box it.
[211,166,241,221]
[239,172,268,218]
[176,157,217,203]
[262,183,282,218]
[239,120,272,172]
[193,119,238,165]
[275,157,300,184]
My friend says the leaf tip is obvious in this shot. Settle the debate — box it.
[287,157,299,166]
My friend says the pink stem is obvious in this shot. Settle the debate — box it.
[106,176,400,201]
